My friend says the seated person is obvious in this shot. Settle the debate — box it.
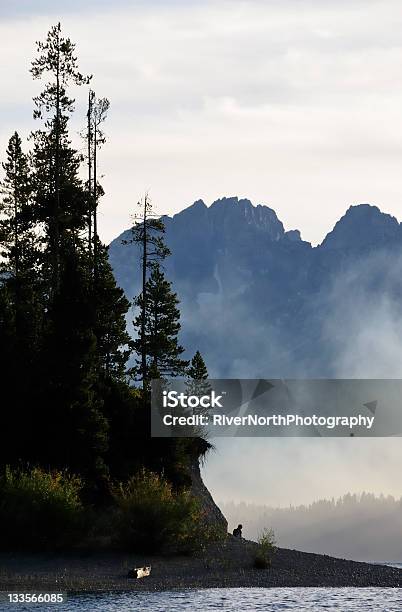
[233,523,243,538]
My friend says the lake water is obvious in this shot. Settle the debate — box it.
[4,588,402,611]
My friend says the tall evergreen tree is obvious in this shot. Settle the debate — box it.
[25,24,133,487]
[0,132,35,277]
[0,132,43,465]
[84,90,109,270]
[0,23,213,502]
[91,94,109,274]
[86,90,94,257]
[38,251,109,483]
[133,263,188,380]
[0,283,19,466]
[186,350,212,397]
[30,22,91,293]
[125,195,169,390]
[93,243,132,378]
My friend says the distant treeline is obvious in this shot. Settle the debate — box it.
[221,493,402,562]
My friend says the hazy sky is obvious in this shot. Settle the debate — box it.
[3,1,402,508]
[2,0,402,244]
[202,437,402,507]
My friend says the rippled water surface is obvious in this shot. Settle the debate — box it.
[4,588,402,611]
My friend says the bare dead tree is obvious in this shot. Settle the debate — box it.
[124,194,170,392]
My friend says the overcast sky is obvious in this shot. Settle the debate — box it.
[2,0,402,244]
[3,1,402,508]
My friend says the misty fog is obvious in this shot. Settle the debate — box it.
[221,492,402,562]
[111,200,402,558]
[197,240,402,558]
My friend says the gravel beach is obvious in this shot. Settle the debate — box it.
[1,537,401,592]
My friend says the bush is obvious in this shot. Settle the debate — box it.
[253,527,276,570]
[0,466,87,550]
[112,469,212,554]
[253,554,271,569]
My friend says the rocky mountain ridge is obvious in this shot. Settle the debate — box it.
[109,197,402,378]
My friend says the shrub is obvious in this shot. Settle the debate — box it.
[253,527,276,570]
[253,555,271,569]
[0,466,87,550]
[112,469,213,554]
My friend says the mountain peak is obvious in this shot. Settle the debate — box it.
[190,198,207,210]
[205,196,286,241]
[210,196,243,207]
[320,203,401,250]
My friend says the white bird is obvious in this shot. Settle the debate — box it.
[128,565,151,579]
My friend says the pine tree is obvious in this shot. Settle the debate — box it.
[0,132,35,277]
[0,133,43,465]
[30,22,91,293]
[91,94,109,273]
[93,243,132,378]
[81,89,131,378]
[125,195,170,390]
[186,350,212,397]
[133,264,188,380]
[84,90,109,270]
[0,284,18,465]
[22,25,123,486]
[0,23,215,500]
[38,251,109,482]
[0,130,40,363]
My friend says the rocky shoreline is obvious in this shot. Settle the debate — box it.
[1,537,402,592]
